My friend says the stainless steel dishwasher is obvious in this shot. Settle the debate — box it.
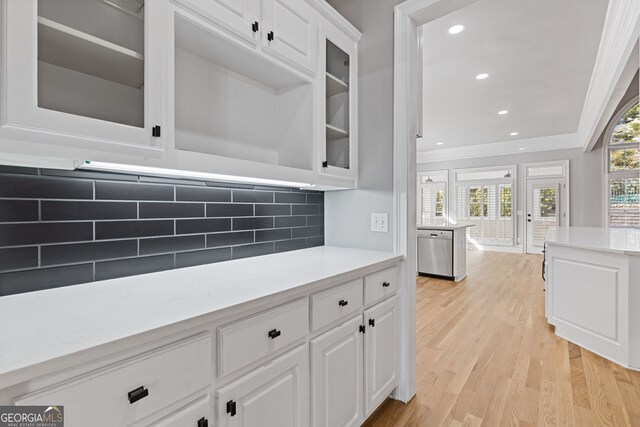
[417,229,453,278]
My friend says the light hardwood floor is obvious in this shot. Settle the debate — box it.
[364,250,640,427]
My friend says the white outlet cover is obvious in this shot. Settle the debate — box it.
[371,213,389,232]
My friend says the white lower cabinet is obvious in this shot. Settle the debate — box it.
[5,263,401,427]
[310,316,363,427]
[15,335,212,427]
[364,295,400,416]
[152,396,212,427]
[216,344,309,427]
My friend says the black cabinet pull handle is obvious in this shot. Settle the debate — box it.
[382,281,390,288]
[128,386,149,404]
[268,329,281,339]
[267,31,274,41]
[198,417,209,427]
[226,400,237,417]
[152,125,161,137]
[252,21,259,32]
[338,299,348,307]
[369,318,375,327]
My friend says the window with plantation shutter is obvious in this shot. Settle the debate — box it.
[454,167,515,247]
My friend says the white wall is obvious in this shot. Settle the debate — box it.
[324,0,403,252]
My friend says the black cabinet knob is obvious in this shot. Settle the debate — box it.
[198,417,209,427]
[252,21,259,32]
[338,299,348,307]
[382,281,390,288]
[268,329,281,339]
[267,31,274,41]
[369,318,375,327]
[127,386,149,404]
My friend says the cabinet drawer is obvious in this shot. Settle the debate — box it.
[152,396,212,427]
[15,335,212,427]
[218,299,308,377]
[311,279,363,331]
[364,265,400,306]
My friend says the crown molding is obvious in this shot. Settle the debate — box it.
[416,133,581,163]
[305,0,362,41]
[578,0,640,151]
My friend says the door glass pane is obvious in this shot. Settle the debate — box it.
[325,40,350,169]
[532,186,559,246]
[610,177,640,227]
[37,0,145,126]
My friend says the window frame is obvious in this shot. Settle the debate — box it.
[603,96,640,228]
[417,170,448,226]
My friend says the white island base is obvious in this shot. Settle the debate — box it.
[544,227,640,370]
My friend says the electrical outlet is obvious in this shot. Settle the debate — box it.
[371,213,388,232]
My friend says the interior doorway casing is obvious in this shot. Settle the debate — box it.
[392,0,485,403]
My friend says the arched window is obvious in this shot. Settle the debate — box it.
[606,98,640,228]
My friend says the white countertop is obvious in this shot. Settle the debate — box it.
[418,224,474,231]
[545,227,640,255]
[0,246,402,388]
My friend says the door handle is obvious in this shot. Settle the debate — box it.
[338,299,348,307]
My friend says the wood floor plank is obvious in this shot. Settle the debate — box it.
[362,251,640,427]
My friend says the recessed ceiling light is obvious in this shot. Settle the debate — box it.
[510,132,519,136]
[476,73,489,80]
[498,110,509,115]
[436,141,444,145]
[518,147,526,151]
[448,24,464,35]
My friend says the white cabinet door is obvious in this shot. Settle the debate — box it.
[364,295,399,416]
[261,0,317,75]
[310,316,363,427]
[174,0,260,46]
[153,396,212,427]
[2,0,166,153]
[216,344,309,427]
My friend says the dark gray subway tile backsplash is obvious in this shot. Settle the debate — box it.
[0,166,324,297]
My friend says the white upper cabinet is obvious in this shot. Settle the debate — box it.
[261,0,318,76]
[319,21,358,182]
[1,0,166,153]
[173,0,261,46]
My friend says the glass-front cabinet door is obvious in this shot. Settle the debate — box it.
[321,23,357,181]
[1,0,165,152]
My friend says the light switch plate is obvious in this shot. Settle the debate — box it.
[371,213,389,232]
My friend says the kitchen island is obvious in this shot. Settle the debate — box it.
[544,226,640,370]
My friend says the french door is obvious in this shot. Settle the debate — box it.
[526,179,563,254]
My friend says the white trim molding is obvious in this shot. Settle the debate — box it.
[393,0,485,403]
[579,0,640,151]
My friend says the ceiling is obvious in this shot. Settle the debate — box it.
[418,0,609,152]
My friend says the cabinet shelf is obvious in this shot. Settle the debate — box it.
[326,72,348,97]
[38,16,144,88]
[326,124,349,140]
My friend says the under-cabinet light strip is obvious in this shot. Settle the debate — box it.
[75,161,315,189]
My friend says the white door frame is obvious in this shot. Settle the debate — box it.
[521,160,570,254]
[392,0,485,403]
[525,178,564,254]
